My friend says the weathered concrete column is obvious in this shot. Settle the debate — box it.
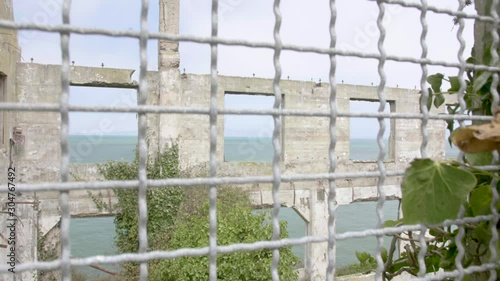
[158,0,182,150]
[307,189,329,280]
[294,188,329,280]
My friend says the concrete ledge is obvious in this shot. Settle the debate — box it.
[17,63,138,88]
[247,185,401,208]
[70,65,137,88]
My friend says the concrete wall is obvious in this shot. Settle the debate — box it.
[0,0,19,148]
[0,2,25,280]
[13,63,137,232]
[161,73,446,193]
[1,62,137,281]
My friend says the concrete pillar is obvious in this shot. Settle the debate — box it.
[294,188,329,280]
[306,189,329,280]
[158,0,181,150]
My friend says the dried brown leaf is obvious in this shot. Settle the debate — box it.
[451,127,499,153]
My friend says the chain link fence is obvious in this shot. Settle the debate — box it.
[1,0,500,280]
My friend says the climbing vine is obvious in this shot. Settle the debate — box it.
[86,191,110,212]
[377,42,500,280]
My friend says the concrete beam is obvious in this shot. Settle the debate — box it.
[17,63,138,88]
[70,66,137,88]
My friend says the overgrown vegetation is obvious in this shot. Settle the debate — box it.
[86,191,110,212]
[150,187,300,281]
[99,143,184,276]
[99,142,300,280]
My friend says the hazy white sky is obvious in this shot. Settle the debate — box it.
[12,0,476,138]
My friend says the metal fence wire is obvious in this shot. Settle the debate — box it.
[1,0,500,280]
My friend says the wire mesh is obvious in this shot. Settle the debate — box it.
[0,0,499,280]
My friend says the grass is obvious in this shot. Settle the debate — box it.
[335,263,377,277]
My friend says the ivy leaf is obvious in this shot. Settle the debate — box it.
[425,255,442,273]
[420,87,433,111]
[470,185,493,217]
[433,93,445,108]
[470,184,500,217]
[426,73,444,93]
[383,219,403,227]
[355,251,373,265]
[465,92,484,110]
[381,248,388,263]
[401,159,476,225]
[483,46,492,66]
[465,152,493,166]
[475,222,492,244]
[448,76,461,93]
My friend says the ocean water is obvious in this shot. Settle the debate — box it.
[68,136,458,277]
[69,135,137,163]
[224,137,274,162]
[69,135,461,163]
[70,217,120,277]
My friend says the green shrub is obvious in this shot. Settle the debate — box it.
[149,187,301,281]
[99,143,300,280]
[98,143,184,275]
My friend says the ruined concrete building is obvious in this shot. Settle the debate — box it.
[0,0,453,280]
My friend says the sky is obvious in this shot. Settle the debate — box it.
[11,0,477,138]
[224,94,275,138]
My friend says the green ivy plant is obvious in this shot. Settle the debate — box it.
[380,158,500,280]
[423,44,499,144]
[376,43,500,280]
